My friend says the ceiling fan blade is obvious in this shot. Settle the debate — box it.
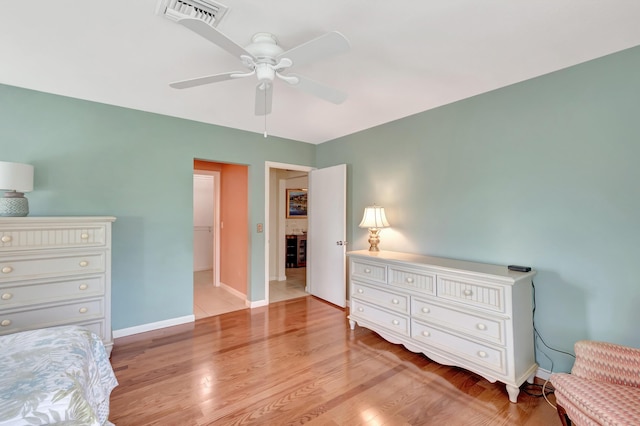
[177,18,254,60]
[169,71,244,89]
[285,74,347,104]
[255,83,273,116]
[277,31,350,68]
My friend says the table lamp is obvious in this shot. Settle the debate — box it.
[359,205,390,251]
[0,161,34,217]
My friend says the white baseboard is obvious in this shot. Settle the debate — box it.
[220,281,247,301]
[536,366,552,381]
[249,299,268,308]
[113,315,195,338]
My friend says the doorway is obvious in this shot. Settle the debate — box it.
[193,160,249,318]
[265,162,313,304]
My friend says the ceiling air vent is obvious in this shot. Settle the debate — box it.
[157,0,228,27]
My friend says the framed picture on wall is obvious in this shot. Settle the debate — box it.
[286,189,308,218]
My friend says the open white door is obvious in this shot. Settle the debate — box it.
[307,164,347,307]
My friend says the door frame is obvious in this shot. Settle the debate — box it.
[264,161,313,304]
[194,169,221,287]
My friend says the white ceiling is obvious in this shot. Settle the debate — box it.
[2,1,640,144]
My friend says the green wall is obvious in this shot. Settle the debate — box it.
[3,44,639,374]
[317,45,640,373]
[0,84,315,330]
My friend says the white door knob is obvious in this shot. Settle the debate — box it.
[1,293,13,300]
[79,284,89,290]
[79,307,88,314]
[1,319,11,327]
[1,235,12,243]
[1,266,13,274]
[79,261,89,267]
[392,320,399,325]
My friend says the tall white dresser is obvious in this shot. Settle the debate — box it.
[0,217,115,355]
[347,250,537,403]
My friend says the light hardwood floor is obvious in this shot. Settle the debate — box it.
[110,296,560,426]
[194,268,308,319]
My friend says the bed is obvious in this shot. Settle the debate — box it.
[0,325,118,426]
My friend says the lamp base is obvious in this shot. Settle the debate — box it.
[367,228,381,252]
[0,191,29,217]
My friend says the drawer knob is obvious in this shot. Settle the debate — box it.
[463,289,473,297]
[421,307,430,313]
[79,307,88,314]
[392,319,399,325]
[422,330,430,337]
[476,323,487,331]
[1,235,12,243]
[364,268,371,274]
[79,261,89,267]
[406,277,414,284]
[391,298,399,304]
[81,233,89,239]
[0,319,11,327]
[79,284,89,291]
[357,288,364,294]
[1,293,12,300]
[357,307,364,312]
[477,351,488,358]
[1,266,13,274]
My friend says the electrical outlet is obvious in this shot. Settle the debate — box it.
[257,223,263,233]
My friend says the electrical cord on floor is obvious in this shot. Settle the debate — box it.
[531,280,576,409]
[521,381,555,398]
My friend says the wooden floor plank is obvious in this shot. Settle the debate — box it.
[109,296,559,425]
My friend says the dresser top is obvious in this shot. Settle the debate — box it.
[347,250,535,281]
[0,216,116,224]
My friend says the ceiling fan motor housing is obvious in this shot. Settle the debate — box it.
[245,33,287,82]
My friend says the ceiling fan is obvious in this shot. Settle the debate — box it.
[169,18,351,115]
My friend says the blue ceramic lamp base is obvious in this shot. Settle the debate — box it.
[0,192,29,217]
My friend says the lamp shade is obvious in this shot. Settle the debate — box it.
[359,205,390,229]
[0,161,34,192]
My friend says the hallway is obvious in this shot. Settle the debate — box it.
[193,268,308,319]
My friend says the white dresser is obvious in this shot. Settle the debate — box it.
[0,217,115,355]
[347,250,537,403]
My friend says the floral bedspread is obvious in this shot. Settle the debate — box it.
[0,326,118,425]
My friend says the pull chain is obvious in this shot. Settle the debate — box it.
[263,84,268,138]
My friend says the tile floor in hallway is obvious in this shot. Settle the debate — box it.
[193,267,308,319]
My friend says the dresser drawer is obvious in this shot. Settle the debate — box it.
[0,252,105,282]
[411,297,505,345]
[388,266,436,294]
[0,298,105,335]
[436,275,506,313]
[0,276,105,309]
[351,299,409,336]
[0,225,107,252]
[411,319,507,375]
[351,281,408,314]
[351,260,387,284]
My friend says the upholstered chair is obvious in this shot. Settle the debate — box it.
[550,340,640,426]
